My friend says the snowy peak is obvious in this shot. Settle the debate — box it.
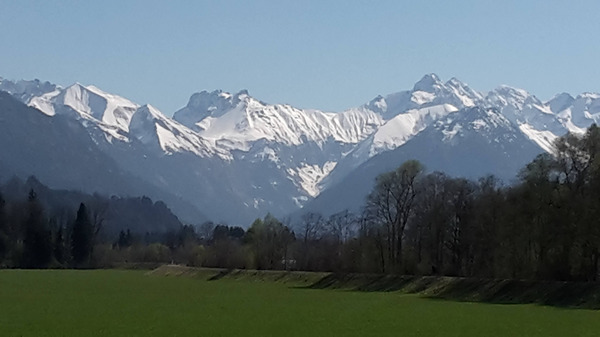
[484,85,564,137]
[446,106,510,129]
[410,74,446,106]
[55,83,139,131]
[561,92,600,133]
[431,107,522,149]
[130,104,225,158]
[363,90,411,118]
[482,85,600,139]
[173,89,251,131]
[364,95,387,115]
[413,73,443,92]
[369,104,459,155]
[2,80,140,132]
[353,75,483,156]
[547,92,575,113]
[4,72,600,224]
[410,74,483,107]
[445,77,484,106]
[486,85,541,110]
[0,78,58,104]
[129,104,166,146]
[370,74,482,119]
[175,89,383,152]
[174,74,484,157]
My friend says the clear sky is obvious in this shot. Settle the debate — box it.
[1,0,598,114]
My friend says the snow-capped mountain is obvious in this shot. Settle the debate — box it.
[173,88,383,197]
[318,75,484,190]
[1,74,599,225]
[129,104,226,158]
[348,75,484,155]
[300,106,544,216]
[174,89,383,148]
[0,91,206,223]
[0,78,58,104]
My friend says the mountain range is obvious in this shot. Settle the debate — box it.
[1,74,599,225]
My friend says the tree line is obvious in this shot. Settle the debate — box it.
[186,123,600,281]
[344,124,600,281]
[0,190,96,268]
[3,125,600,282]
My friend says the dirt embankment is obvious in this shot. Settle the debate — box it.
[150,265,600,309]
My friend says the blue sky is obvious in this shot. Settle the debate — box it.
[1,0,598,114]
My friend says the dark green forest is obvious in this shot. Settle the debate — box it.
[0,177,183,268]
[2,126,600,282]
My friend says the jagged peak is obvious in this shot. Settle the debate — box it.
[64,83,136,103]
[174,88,258,130]
[486,85,542,108]
[85,84,110,95]
[130,104,162,131]
[61,82,91,97]
[413,73,442,92]
[544,93,574,115]
[186,89,240,107]
[193,89,230,99]
[0,78,59,98]
[368,94,385,105]
[437,106,510,131]
[577,92,600,100]
[365,94,387,113]
[68,82,86,90]
[65,82,102,96]
[492,85,531,98]
[188,89,250,104]
[137,103,155,112]
[445,77,476,93]
[551,92,574,100]
[547,92,574,105]
[236,89,249,97]
[445,77,466,87]
[133,104,166,119]
[1,77,53,86]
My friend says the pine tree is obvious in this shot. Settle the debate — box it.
[53,225,66,266]
[22,189,52,268]
[71,203,93,267]
[0,192,6,264]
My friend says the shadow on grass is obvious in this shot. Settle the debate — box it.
[151,265,600,309]
[208,269,233,281]
[302,273,600,309]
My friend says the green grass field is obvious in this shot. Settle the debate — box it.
[0,269,599,336]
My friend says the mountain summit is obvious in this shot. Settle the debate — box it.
[1,74,599,224]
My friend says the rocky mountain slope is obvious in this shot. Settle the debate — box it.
[1,74,598,224]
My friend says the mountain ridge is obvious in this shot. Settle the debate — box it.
[1,74,599,224]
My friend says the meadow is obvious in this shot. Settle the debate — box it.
[0,269,599,336]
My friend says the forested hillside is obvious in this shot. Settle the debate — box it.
[0,176,183,268]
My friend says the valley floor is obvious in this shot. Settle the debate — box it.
[1,267,599,336]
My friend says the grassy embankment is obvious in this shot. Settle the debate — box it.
[153,265,600,308]
[1,267,599,336]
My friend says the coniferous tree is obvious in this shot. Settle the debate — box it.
[117,229,133,249]
[71,203,93,267]
[0,192,6,264]
[22,189,53,268]
[53,224,67,266]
